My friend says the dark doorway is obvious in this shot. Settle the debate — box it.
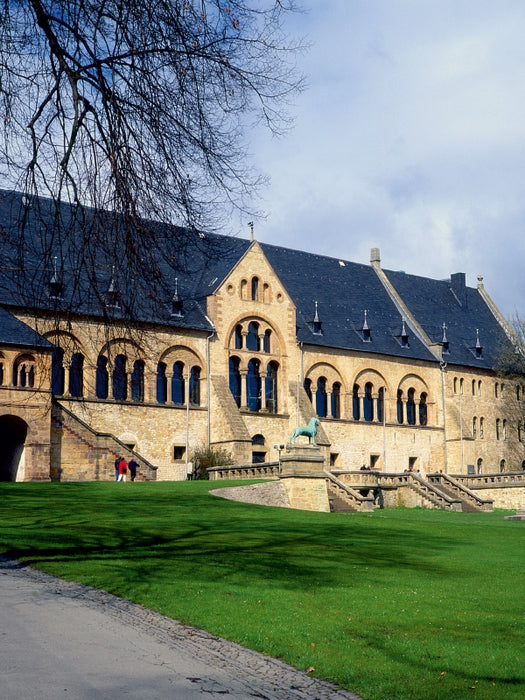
[0,415,28,481]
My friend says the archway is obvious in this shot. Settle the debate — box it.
[0,415,28,481]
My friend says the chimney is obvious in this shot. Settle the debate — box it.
[370,247,381,268]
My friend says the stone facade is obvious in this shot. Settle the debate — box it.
[1,237,524,484]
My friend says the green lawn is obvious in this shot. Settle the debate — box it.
[0,481,524,700]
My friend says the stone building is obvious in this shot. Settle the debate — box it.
[0,189,523,482]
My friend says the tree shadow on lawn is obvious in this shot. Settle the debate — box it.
[2,509,465,593]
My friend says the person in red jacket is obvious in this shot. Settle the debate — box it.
[117,458,127,482]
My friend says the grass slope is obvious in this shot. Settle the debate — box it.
[0,481,523,700]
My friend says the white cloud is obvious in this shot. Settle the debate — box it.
[246,1,525,317]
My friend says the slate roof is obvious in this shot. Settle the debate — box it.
[260,244,437,362]
[0,189,511,368]
[0,306,52,349]
[383,269,510,369]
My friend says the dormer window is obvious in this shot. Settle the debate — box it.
[48,256,64,300]
[475,329,483,358]
[400,318,409,347]
[171,278,184,317]
[310,301,323,335]
[441,323,449,354]
[106,267,120,309]
[361,310,371,342]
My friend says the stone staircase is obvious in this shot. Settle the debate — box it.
[52,401,158,481]
[426,473,494,512]
[325,472,375,513]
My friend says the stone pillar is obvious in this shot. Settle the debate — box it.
[279,445,330,512]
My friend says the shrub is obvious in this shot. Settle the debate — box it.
[190,445,234,480]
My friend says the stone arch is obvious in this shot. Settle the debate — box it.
[305,362,344,388]
[43,329,84,363]
[159,344,204,369]
[227,315,284,356]
[0,415,28,481]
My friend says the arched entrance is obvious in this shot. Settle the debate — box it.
[0,415,28,481]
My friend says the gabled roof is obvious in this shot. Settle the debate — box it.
[382,269,509,368]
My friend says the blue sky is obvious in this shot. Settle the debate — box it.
[243,0,525,319]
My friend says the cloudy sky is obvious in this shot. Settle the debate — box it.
[243,0,525,319]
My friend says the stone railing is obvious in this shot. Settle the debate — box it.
[208,461,280,481]
[324,472,375,512]
[453,472,525,489]
[381,472,464,511]
[427,473,493,511]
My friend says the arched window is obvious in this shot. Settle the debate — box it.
[304,378,312,402]
[262,282,269,303]
[189,366,201,406]
[472,379,476,395]
[480,417,484,439]
[265,362,278,414]
[517,385,521,402]
[495,382,499,398]
[113,354,127,401]
[377,387,385,423]
[263,329,271,353]
[477,458,483,474]
[519,422,523,443]
[234,324,243,349]
[69,353,84,398]
[496,418,500,440]
[459,378,464,394]
[332,382,341,419]
[364,382,374,422]
[453,377,458,394]
[503,419,507,440]
[316,377,328,418]
[352,384,360,420]
[478,380,482,396]
[500,459,506,473]
[407,388,416,425]
[247,358,261,411]
[51,348,65,395]
[419,392,427,426]
[252,434,265,446]
[397,390,404,424]
[246,322,260,351]
[229,357,241,407]
[131,360,145,402]
[0,360,4,385]
[473,417,477,439]
[96,356,109,399]
[240,279,248,299]
[251,276,259,301]
[156,362,167,404]
[171,361,185,405]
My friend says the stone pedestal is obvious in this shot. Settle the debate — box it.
[279,445,330,512]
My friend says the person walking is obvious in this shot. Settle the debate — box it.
[128,458,138,482]
[118,457,127,482]
[114,457,120,481]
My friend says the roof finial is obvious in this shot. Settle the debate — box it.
[312,300,323,335]
[248,221,254,242]
[475,328,483,357]
[441,322,449,354]
[171,277,184,317]
[362,309,371,341]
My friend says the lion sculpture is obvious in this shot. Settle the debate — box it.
[289,417,320,445]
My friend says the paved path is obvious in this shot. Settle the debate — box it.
[0,558,362,700]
